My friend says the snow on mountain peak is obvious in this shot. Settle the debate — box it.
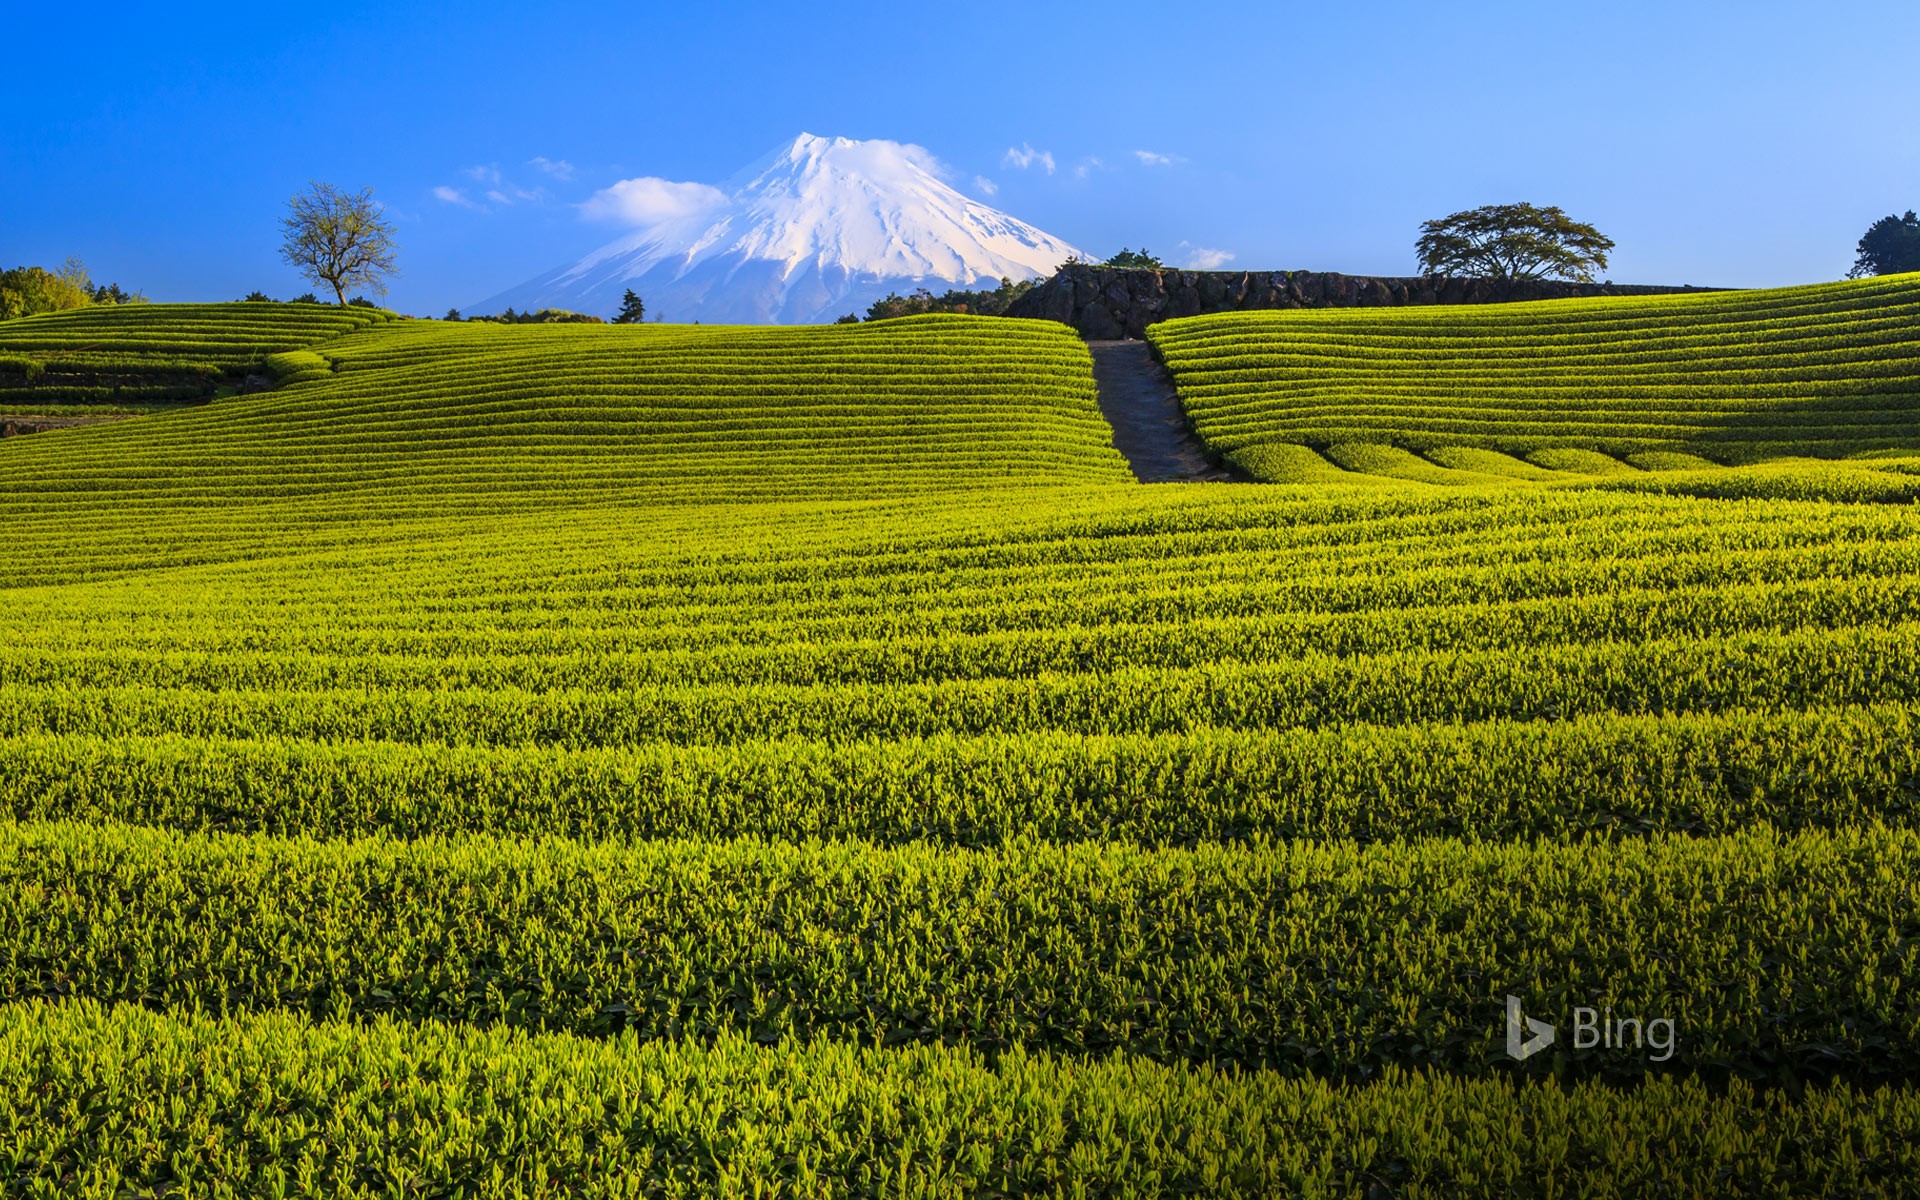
[474,134,1087,324]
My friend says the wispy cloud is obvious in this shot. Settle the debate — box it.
[581,176,731,225]
[973,175,999,197]
[440,162,547,212]
[1073,156,1106,181]
[528,156,575,180]
[1002,143,1056,174]
[1133,149,1186,167]
[1182,246,1236,270]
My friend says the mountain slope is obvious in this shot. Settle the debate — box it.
[475,134,1087,324]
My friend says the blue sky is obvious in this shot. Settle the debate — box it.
[6,0,1916,314]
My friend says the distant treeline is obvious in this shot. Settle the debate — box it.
[1,260,146,321]
[845,276,1039,323]
[443,307,605,324]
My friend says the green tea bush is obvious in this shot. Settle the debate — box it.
[4,820,1915,1083]
[4,294,1920,1181]
[4,1000,1917,1198]
[1149,275,1920,477]
[0,301,391,408]
[1,705,1914,844]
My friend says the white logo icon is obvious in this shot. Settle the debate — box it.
[1505,995,1556,1060]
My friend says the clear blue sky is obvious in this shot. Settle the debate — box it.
[6,1,1916,314]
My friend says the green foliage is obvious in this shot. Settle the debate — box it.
[610,288,646,324]
[278,181,399,306]
[0,301,391,409]
[0,258,96,321]
[4,819,1918,1082]
[1148,274,1920,472]
[4,293,1920,1183]
[1416,202,1615,282]
[864,277,1036,320]
[262,349,330,384]
[1850,210,1920,278]
[0,312,1120,579]
[1103,247,1164,269]
[89,281,144,305]
[242,290,275,302]
[470,306,606,324]
[2,705,1916,846]
[13,1002,1920,1199]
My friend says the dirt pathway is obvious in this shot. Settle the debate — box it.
[1086,341,1243,482]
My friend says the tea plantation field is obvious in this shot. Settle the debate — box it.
[2,297,1918,1195]
[0,301,394,411]
[1151,273,1920,488]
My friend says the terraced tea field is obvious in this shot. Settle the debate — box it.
[3,297,1919,1194]
[1150,273,1920,488]
[0,302,394,412]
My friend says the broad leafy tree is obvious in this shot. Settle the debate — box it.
[0,259,100,320]
[1849,211,1920,278]
[1417,203,1614,283]
[1103,248,1164,269]
[279,182,399,306]
[612,289,647,324]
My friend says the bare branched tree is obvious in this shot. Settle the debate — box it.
[279,182,399,306]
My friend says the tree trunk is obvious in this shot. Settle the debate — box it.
[331,280,346,306]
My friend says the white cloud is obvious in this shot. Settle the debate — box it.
[528,156,575,180]
[1182,246,1236,270]
[580,176,732,225]
[1133,150,1186,167]
[438,168,542,213]
[974,175,999,196]
[1073,156,1105,180]
[1002,143,1056,174]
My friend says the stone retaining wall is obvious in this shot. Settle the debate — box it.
[1004,266,1717,339]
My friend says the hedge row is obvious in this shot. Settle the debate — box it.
[1,704,1914,845]
[5,821,1916,1082]
[4,1001,1918,1198]
[1147,273,1920,470]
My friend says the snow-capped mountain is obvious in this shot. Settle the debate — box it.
[473,134,1087,324]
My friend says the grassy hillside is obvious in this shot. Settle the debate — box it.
[1148,273,1920,482]
[0,313,1128,586]
[0,301,393,409]
[3,300,1920,1190]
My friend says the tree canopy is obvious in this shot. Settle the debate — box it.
[1849,211,1920,278]
[611,289,647,324]
[460,307,603,325]
[862,277,1036,321]
[279,182,399,306]
[1103,248,1164,269]
[1416,203,1615,283]
[0,259,143,321]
